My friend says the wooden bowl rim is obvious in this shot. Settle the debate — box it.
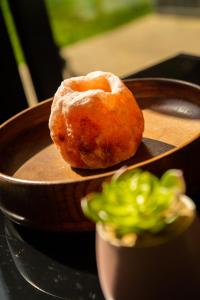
[0,77,199,186]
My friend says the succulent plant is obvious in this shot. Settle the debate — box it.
[81,169,187,239]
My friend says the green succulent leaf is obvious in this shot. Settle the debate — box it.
[81,169,186,237]
[160,169,185,194]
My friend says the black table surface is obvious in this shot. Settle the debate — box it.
[0,53,200,300]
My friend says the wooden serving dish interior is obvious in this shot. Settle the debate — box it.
[0,78,199,231]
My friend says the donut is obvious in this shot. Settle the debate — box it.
[49,71,144,169]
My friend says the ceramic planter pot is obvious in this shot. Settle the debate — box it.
[96,197,200,300]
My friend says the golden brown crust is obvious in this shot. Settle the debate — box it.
[49,71,144,169]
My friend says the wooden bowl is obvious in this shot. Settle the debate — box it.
[0,78,199,231]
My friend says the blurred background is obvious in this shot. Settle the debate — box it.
[1,0,200,121]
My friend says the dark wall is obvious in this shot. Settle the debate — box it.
[0,7,28,124]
